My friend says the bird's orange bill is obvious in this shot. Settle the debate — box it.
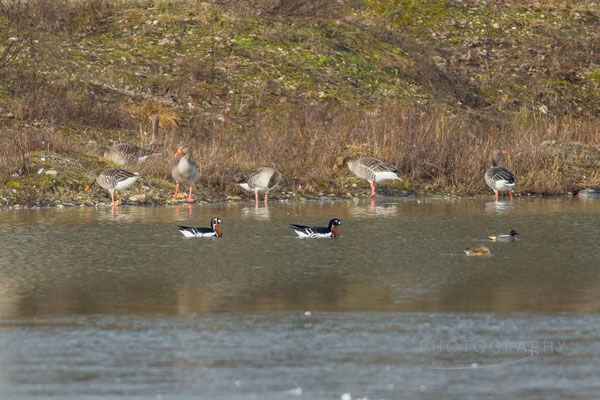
[84,185,89,191]
[501,150,507,154]
[147,115,152,120]
[174,150,182,156]
[332,164,338,170]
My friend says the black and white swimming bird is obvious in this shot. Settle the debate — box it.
[84,168,141,206]
[289,218,342,238]
[489,229,519,242]
[485,149,515,202]
[178,217,223,238]
[333,157,402,197]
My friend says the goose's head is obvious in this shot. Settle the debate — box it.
[332,156,353,170]
[94,146,109,157]
[84,172,99,191]
[174,145,191,158]
[329,218,342,228]
[211,217,222,227]
[509,229,519,237]
[491,148,507,165]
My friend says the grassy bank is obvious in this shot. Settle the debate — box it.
[1,0,600,206]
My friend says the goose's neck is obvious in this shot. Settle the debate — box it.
[491,153,499,167]
[347,159,358,173]
[151,116,160,143]
[178,154,191,166]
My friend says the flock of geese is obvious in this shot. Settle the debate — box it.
[85,114,518,247]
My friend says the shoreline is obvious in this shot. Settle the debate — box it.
[0,149,595,209]
[0,190,582,210]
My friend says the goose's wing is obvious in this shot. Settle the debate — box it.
[113,143,149,158]
[98,168,138,188]
[359,157,401,173]
[239,167,268,187]
[105,168,138,181]
[267,169,282,189]
[485,166,515,183]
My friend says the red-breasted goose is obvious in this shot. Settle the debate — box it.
[178,217,222,238]
[289,218,342,238]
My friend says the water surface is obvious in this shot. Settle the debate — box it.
[1,198,599,399]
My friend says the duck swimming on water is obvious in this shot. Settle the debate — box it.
[178,217,223,238]
[289,218,342,238]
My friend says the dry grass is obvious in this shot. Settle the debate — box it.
[2,0,600,200]
[131,102,600,197]
[0,121,78,177]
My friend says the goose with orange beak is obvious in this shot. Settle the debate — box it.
[333,156,402,197]
[172,145,200,203]
[85,168,141,206]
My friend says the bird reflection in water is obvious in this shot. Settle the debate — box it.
[174,204,193,220]
[242,205,271,220]
[485,201,515,214]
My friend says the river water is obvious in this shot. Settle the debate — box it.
[1,197,599,399]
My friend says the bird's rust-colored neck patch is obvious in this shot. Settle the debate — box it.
[331,226,339,238]
[214,225,222,237]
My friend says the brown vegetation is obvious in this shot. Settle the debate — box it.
[1,0,600,206]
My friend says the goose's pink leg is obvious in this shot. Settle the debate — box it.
[185,186,195,203]
[509,191,513,200]
[264,193,268,205]
[370,182,377,197]
[172,182,180,198]
[495,191,499,202]
[255,192,259,207]
[110,192,115,206]
[117,192,122,206]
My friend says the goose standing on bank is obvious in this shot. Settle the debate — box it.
[178,217,223,238]
[95,144,149,166]
[238,167,282,206]
[172,145,200,203]
[333,156,402,197]
[85,168,141,206]
[95,114,163,166]
[289,218,342,238]
[485,148,515,202]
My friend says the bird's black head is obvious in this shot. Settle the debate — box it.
[329,218,342,228]
[211,217,222,227]
[510,229,519,236]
